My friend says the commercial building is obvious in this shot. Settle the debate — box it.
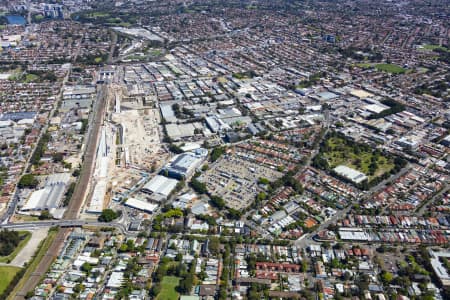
[165,123,202,140]
[338,228,371,241]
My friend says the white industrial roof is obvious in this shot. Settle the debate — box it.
[21,173,70,211]
[107,272,124,288]
[0,120,13,127]
[125,198,158,213]
[350,89,373,99]
[338,229,370,241]
[166,123,196,139]
[142,175,178,197]
[364,104,389,114]
[23,189,46,211]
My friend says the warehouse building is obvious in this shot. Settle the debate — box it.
[21,173,71,212]
[125,198,158,213]
[141,175,179,201]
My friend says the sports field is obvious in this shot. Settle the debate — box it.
[156,276,181,300]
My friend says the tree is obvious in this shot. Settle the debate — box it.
[172,103,181,117]
[301,259,308,273]
[227,208,242,220]
[190,179,207,194]
[98,209,119,222]
[258,177,270,185]
[381,271,394,285]
[18,174,38,188]
[52,152,64,163]
[119,243,128,252]
[256,192,267,202]
[168,143,183,154]
[331,258,341,268]
[81,262,92,273]
[73,283,85,293]
[210,195,225,209]
[38,210,52,220]
[356,273,370,294]
[208,237,220,255]
[175,253,183,261]
[0,230,21,256]
[210,146,226,162]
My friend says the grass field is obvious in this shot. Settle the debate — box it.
[0,266,21,295]
[355,63,406,74]
[88,12,110,18]
[8,72,40,83]
[0,231,31,263]
[322,136,395,181]
[419,44,449,52]
[156,276,180,300]
[374,63,405,74]
[355,63,372,69]
[7,229,58,300]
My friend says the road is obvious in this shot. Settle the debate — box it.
[0,220,130,234]
[369,163,411,195]
[417,184,449,215]
[13,84,109,300]
[294,205,352,248]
